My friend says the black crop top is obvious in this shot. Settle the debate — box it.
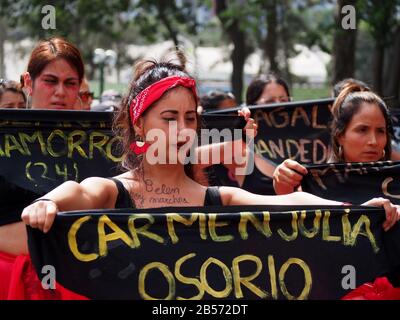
[109,178,223,208]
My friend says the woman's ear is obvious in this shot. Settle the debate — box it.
[23,72,33,96]
[133,117,145,138]
[337,134,344,147]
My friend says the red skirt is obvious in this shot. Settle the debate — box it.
[0,251,87,300]
[342,277,400,300]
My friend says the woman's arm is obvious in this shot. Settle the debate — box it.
[0,222,28,255]
[220,187,400,231]
[194,107,257,173]
[21,177,117,233]
[221,186,342,206]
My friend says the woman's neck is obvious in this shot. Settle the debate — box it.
[141,161,187,185]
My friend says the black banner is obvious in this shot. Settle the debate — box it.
[208,99,335,165]
[28,205,400,300]
[391,109,400,152]
[0,109,122,226]
[301,161,400,204]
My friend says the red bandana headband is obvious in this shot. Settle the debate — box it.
[129,76,198,126]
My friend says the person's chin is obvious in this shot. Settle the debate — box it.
[359,153,381,162]
[49,104,69,110]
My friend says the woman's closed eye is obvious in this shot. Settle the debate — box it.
[44,78,57,84]
[65,81,79,87]
[356,126,368,133]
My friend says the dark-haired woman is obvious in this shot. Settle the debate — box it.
[21,37,84,110]
[20,61,399,232]
[0,79,26,109]
[207,73,292,195]
[273,82,393,195]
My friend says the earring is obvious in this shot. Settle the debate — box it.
[382,149,386,160]
[338,145,343,160]
[130,137,149,155]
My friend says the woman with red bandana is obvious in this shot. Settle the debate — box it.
[20,60,399,233]
[13,60,400,301]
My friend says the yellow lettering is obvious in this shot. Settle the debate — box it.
[47,129,68,157]
[139,262,175,300]
[256,139,274,159]
[269,107,289,128]
[382,177,400,199]
[128,214,164,248]
[89,132,109,159]
[68,130,88,158]
[291,107,310,127]
[279,258,312,300]
[208,214,234,242]
[277,211,298,241]
[18,131,47,156]
[268,255,278,300]
[238,211,272,240]
[98,215,134,257]
[167,213,200,244]
[342,213,379,253]
[232,254,267,299]
[200,257,232,298]
[106,136,124,162]
[298,210,321,238]
[312,105,327,129]
[4,134,27,157]
[68,216,99,262]
[322,210,341,241]
[175,253,204,300]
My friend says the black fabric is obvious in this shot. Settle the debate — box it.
[28,205,400,300]
[208,164,275,195]
[301,161,400,204]
[242,162,275,195]
[109,178,134,209]
[0,110,121,226]
[110,178,222,208]
[204,186,223,206]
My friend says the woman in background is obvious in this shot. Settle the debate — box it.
[21,37,84,110]
[273,82,392,194]
[0,79,26,109]
[209,73,292,195]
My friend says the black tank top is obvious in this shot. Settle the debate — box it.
[109,178,223,208]
[207,163,275,195]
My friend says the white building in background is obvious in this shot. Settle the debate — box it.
[289,44,331,86]
[3,39,32,82]
[4,39,330,92]
[122,40,331,92]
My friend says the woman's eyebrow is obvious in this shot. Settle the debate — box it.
[161,110,178,115]
[42,73,79,81]
[41,74,58,79]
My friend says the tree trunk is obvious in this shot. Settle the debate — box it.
[372,44,384,94]
[280,0,292,88]
[264,0,279,73]
[384,27,400,106]
[0,19,6,79]
[230,33,247,104]
[215,0,248,103]
[332,0,357,85]
[157,9,186,69]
